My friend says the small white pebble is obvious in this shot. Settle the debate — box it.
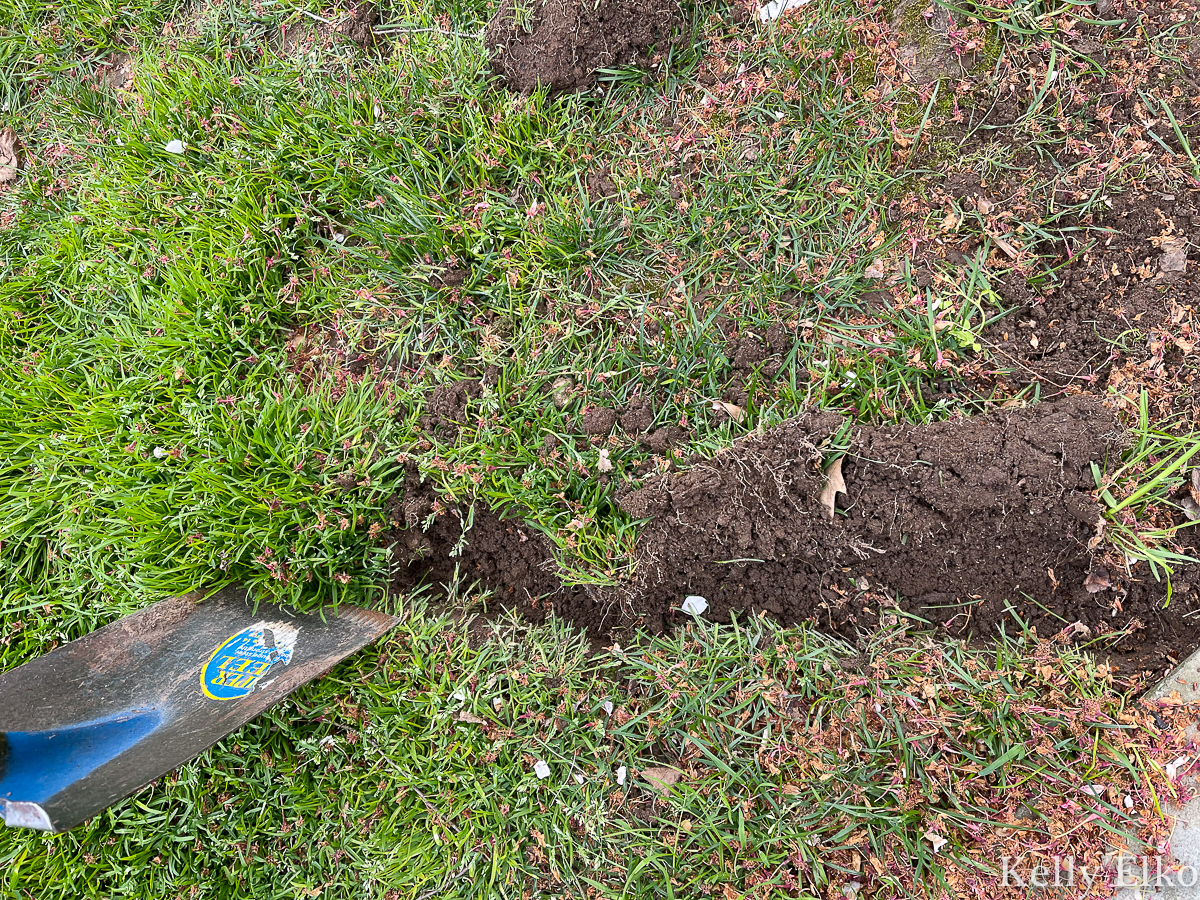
[152,446,167,459]
[681,595,708,616]
[616,765,627,786]
[534,760,550,780]
[165,139,185,154]
[602,700,613,716]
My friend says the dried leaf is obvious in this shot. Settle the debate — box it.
[818,457,847,521]
[987,230,1020,259]
[711,400,744,423]
[1190,468,1200,504]
[864,261,887,280]
[1084,569,1111,593]
[0,126,20,184]
[640,766,682,796]
[924,830,948,853]
[455,711,486,724]
[1182,498,1200,522]
[1160,237,1188,273]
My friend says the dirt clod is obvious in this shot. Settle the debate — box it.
[485,0,680,94]
[419,380,481,440]
[581,406,617,435]
[339,2,378,47]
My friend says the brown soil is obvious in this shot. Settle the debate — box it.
[339,2,378,48]
[981,192,1199,419]
[485,0,681,93]
[387,465,614,629]
[418,379,482,440]
[389,399,1200,678]
[622,399,1199,671]
[580,406,617,435]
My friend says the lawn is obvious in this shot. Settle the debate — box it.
[1,0,1199,896]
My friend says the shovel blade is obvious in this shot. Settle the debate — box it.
[0,586,395,832]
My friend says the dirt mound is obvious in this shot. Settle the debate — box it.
[485,0,680,93]
[387,401,1200,675]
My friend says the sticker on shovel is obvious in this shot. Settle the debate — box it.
[201,622,298,700]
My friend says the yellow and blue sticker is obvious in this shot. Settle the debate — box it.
[201,623,296,700]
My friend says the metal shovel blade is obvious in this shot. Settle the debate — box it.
[0,586,395,832]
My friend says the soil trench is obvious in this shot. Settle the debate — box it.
[389,397,1200,677]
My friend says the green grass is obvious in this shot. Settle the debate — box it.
[0,0,1191,613]
[0,0,950,616]
[1,0,1199,895]
[2,605,1190,899]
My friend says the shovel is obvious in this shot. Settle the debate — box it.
[0,585,395,832]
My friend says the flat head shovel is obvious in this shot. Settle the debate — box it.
[0,585,395,832]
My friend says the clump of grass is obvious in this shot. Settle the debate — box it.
[1092,391,1200,585]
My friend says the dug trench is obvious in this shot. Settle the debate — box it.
[388,396,1200,681]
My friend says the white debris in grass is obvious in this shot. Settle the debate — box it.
[165,139,185,154]
[493,696,503,711]
[758,0,811,22]
[1125,795,1135,809]
[152,447,167,459]
[534,760,550,779]
[616,766,627,786]
[681,595,708,617]
[602,700,613,716]
[597,449,613,473]
[573,773,584,785]
[1167,755,1190,779]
